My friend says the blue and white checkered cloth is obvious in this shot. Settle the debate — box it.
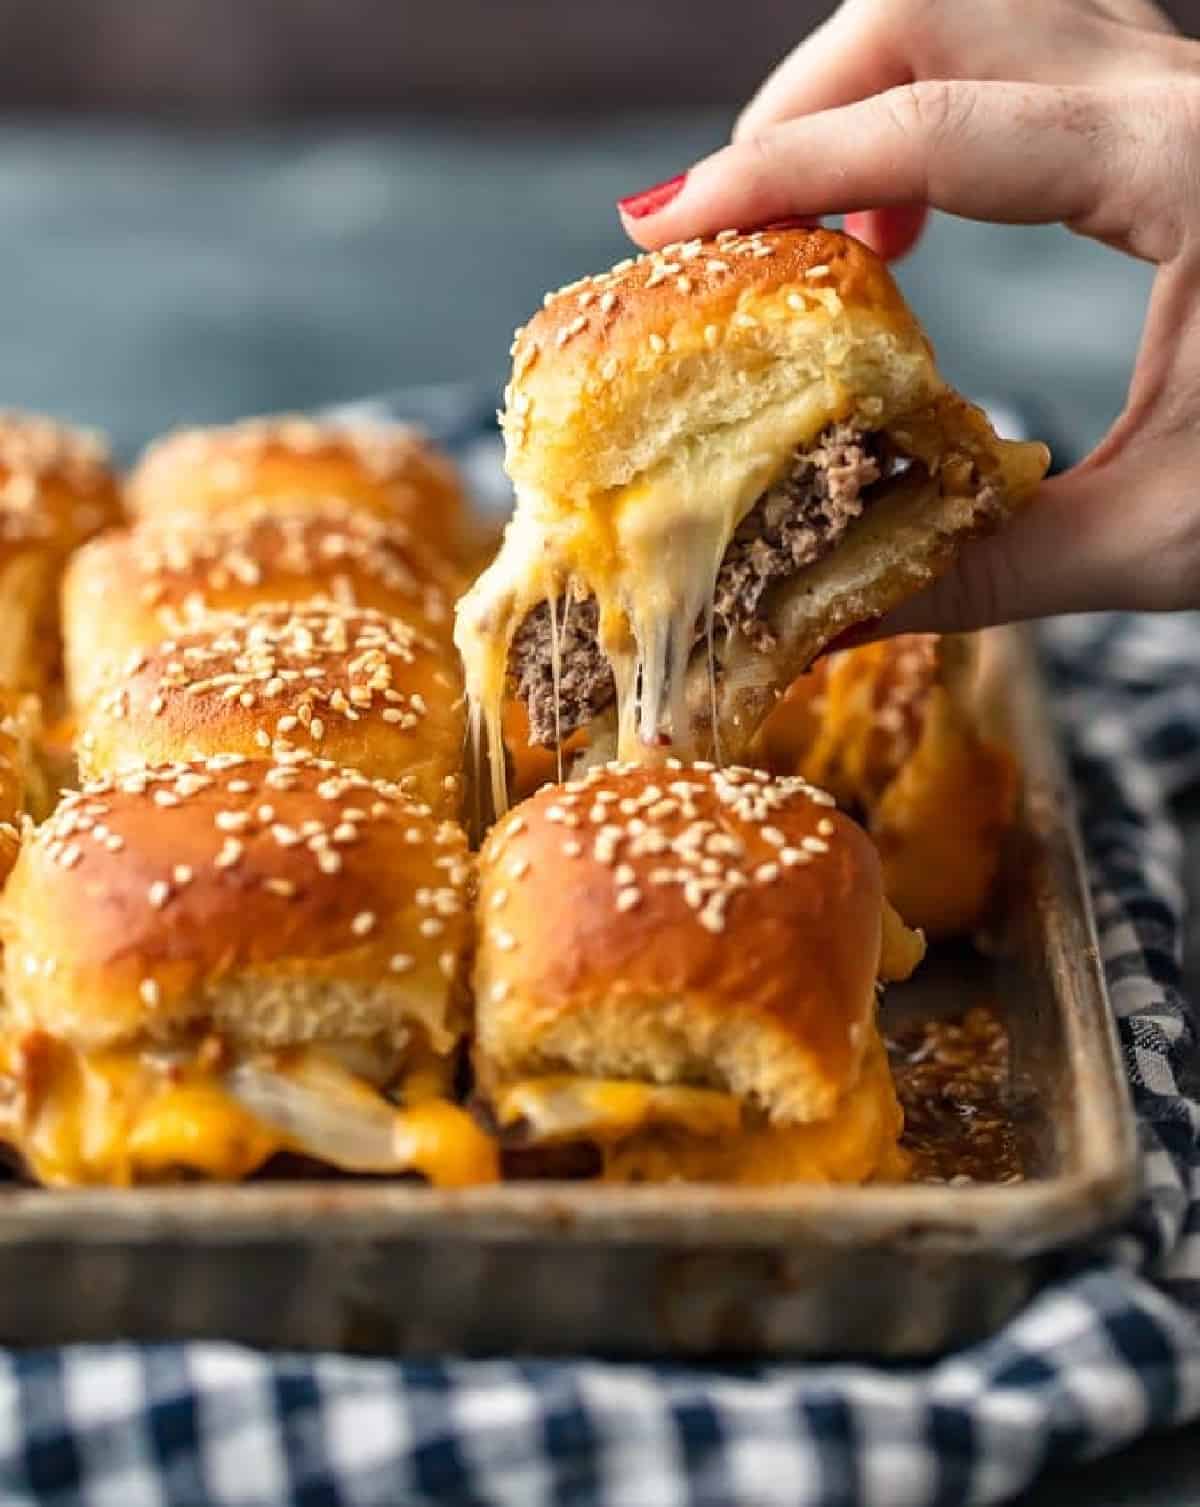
[1,397,1199,1506]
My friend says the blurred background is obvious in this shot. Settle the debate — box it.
[0,0,1193,459]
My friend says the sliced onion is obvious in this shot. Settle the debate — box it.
[226,1059,405,1173]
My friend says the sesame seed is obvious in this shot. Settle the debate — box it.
[817,818,836,837]
[616,887,641,913]
[509,857,530,879]
[139,978,161,1007]
[264,877,297,898]
[147,881,171,909]
[493,928,517,952]
[173,865,194,886]
[317,848,342,875]
[352,911,376,937]
[389,953,414,973]
[214,839,244,869]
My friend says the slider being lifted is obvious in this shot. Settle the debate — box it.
[474,760,924,1184]
[0,755,497,1186]
[456,227,1049,811]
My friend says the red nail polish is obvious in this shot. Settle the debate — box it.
[618,173,687,220]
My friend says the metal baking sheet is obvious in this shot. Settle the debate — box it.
[0,628,1138,1358]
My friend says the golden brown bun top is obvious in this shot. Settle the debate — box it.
[501,227,929,499]
[0,410,121,558]
[0,754,471,1048]
[477,760,888,1111]
[78,602,465,814]
[95,601,447,736]
[78,499,462,635]
[0,690,34,884]
[128,414,466,553]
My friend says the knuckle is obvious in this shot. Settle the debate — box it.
[881,79,968,143]
[738,129,783,185]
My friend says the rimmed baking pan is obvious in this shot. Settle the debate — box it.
[0,628,1137,1358]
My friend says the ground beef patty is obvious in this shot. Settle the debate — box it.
[511,423,883,745]
[511,595,614,747]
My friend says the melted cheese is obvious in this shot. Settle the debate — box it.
[456,396,843,812]
[493,1035,907,1185]
[0,1033,498,1188]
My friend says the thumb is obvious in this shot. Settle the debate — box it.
[873,464,1153,638]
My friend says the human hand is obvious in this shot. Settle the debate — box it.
[617,1,1200,634]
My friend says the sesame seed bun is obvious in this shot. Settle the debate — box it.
[0,690,38,886]
[0,412,122,694]
[62,500,462,710]
[128,415,467,561]
[459,228,1049,800]
[0,755,472,1059]
[504,227,930,503]
[76,604,466,817]
[474,760,923,1130]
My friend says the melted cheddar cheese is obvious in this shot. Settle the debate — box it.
[493,1034,907,1185]
[0,1033,498,1188]
[456,395,846,813]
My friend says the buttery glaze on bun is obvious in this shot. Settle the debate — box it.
[0,691,39,885]
[457,227,1049,811]
[0,754,496,1186]
[0,411,123,693]
[62,499,462,710]
[76,603,465,816]
[474,760,924,1183]
[754,634,1017,938]
[128,415,467,561]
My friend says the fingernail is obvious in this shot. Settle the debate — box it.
[617,173,687,220]
[764,216,821,232]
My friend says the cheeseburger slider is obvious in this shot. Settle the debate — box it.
[457,228,1049,810]
[0,411,123,697]
[63,499,461,710]
[474,760,924,1184]
[754,634,1017,938]
[128,415,467,562]
[76,603,465,817]
[0,755,496,1186]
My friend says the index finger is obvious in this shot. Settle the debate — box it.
[621,81,1120,251]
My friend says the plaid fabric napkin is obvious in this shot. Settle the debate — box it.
[0,399,1198,1507]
